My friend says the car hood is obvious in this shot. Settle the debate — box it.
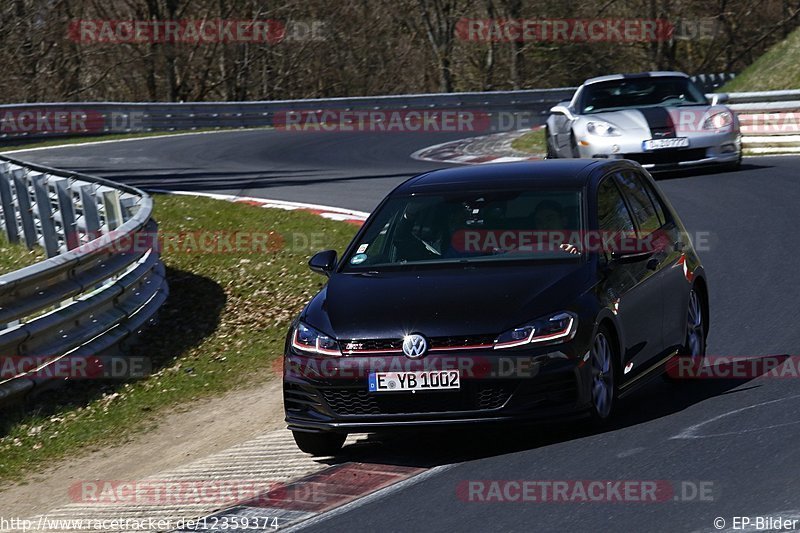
[303,262,592,340]
[581,105,721,134]
[583,109,651,132]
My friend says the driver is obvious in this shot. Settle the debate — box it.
[532,200,581,255]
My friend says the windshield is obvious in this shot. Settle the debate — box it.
[342,189,583,270]
[579,76,708,113]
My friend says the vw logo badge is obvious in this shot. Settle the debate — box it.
[402,334,428,359]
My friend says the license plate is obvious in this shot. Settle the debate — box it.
[642,137,689,150]
[368,370,460,392]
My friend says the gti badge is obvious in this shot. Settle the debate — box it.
[402,334,428,359]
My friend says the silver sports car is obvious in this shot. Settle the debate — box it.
[545,71,742,170]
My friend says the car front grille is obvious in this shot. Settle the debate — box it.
[340,334,496,354]
[623,148,707,166]
[321,382,513,415]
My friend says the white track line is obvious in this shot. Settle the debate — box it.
[0,129,270,155]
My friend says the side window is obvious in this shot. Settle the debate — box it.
[597,178,635,234]
[614,171,662,236]
[639,174,669,226]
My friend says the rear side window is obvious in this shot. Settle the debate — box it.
[597,178,635,234]
[614,171,664,236]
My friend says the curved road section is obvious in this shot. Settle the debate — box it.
[13,131,800,532]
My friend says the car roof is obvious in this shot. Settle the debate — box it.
[394,159,631,194]
[582,71,689,86]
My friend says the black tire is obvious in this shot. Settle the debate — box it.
[545,127,558,159]
[664,287,707,383]
[292,430,346,456]
[588,325,617,424]
[723,151,742,172]
[569,132,581,158]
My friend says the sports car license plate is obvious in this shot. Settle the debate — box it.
[642,137,689,150]
[368,370,460,392]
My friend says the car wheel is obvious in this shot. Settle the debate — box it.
[545,128,558,159]
[665,288,706,382]
[724,151,742,171]
[570,132,581,158]
[589,326,616,423]
[682,288,707,367]
[292,430,346,456]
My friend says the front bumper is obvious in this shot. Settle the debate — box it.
[576,130,741,170]
[283,349,594,434]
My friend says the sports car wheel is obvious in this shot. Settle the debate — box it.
[570,132,581,158]
[724,151,742,171]
[545,128,558,159]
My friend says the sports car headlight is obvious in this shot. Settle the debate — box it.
[586,121,621,137]
[494,312,578,349]
[703,111,732,130]
[291,322,341,356]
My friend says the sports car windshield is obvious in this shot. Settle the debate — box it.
[579,76,708,113]
[342,189,583,270]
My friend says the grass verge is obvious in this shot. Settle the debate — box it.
[721,26,800,92]
[0,236,45,275]
[0,195,356,483]
[510,128,546,155]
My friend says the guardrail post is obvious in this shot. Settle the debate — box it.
[0,163,19,244]
[79,185,101,241]
[12,167,38,250]
[31,172,59,258]
[103,190,123,231]
[55,179,79,251]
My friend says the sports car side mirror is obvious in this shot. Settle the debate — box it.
[709,93,729,105]
[309,250,337,276]
[550,105,576,121]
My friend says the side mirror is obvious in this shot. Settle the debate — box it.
[309,250,337,276]
[549,104,576,121]
[709,93,729,105]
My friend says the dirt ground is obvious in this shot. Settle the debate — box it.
[0,379,285,518]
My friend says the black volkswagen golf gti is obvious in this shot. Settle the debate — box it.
[284,159,708,455]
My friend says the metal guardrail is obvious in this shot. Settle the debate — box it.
[0,74,734,141]
[0,155,168,403]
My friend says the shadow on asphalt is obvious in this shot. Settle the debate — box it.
[652,160,771,181]
[323,356,788,469]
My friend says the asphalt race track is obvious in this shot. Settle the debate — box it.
[15,132,800,532]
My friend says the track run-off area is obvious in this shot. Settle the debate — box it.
[9,128,800,532]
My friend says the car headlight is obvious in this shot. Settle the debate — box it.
[586,121,621,137]
[291,322,341,356]
[703,111,732,130]
[494,311,578,349]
